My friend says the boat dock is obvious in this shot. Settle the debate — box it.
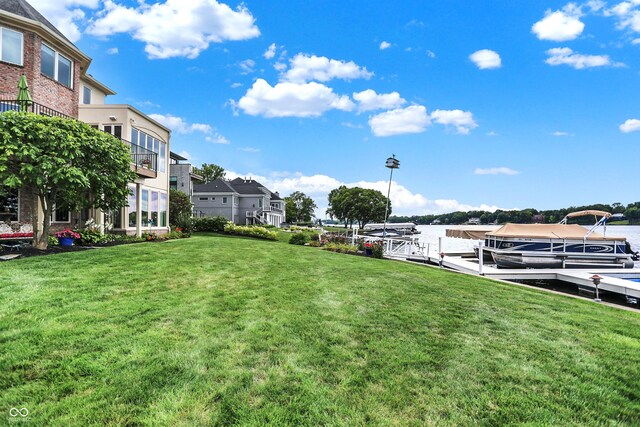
[382,238,640,301]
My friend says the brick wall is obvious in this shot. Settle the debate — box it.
[0,25,79,118]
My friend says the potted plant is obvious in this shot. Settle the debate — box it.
[141,158,151,169]
[54,228,81,247]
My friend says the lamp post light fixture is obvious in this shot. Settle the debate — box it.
[382,154,400,239]
[590,274,602,302]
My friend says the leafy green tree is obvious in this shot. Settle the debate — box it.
[193,163,225,184]
[284,191,317,224]
[625,207,640,225]
[0,112,135,249]
[169,189,193,226]
[326,186,389,228]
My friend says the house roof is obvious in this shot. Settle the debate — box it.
[0,0,71,44]
[194,179,236,193]
[229,177,269,195]
[270,192,282,201]
[170,151,188,161]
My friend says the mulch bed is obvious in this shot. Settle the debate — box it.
[0,240,149,260]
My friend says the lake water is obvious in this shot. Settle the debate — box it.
[416,225,640,266]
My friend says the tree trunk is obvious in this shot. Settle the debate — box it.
[35,193,52,250]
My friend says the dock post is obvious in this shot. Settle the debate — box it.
[478,241,484,275]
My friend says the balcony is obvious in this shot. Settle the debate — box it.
[1,99,158,179]
[0,99,72,119]
[126,141,158,179]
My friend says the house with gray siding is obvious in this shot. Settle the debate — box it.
[193,178,285,227]
[169,152,202,197]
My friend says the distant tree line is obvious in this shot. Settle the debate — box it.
[389,201,640,226]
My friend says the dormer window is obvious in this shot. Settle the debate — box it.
[82,86,92,104]
[41,43,72,88]
[1,27,23,65]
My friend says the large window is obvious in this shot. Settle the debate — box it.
[1,27,23,65]
[131,128,166,173]
[150,191,158,227]
[160,193,167,227]
[141,189,149,226]
[0,188,19,222]
[169,176,178,190]
[82,86,92,104]
[41,43,72,88]
[128,186,137,227]
[103,125,122,139]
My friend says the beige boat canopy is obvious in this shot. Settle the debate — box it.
[565,210,611,219]
[446,226,500,240]
[485,223,626,241]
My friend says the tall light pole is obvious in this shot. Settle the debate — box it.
[382,154,400,239]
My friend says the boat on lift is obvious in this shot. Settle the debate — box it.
[362,222,420,238]
[482,210,637,269]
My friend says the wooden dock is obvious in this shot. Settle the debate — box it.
[385,243,640,300]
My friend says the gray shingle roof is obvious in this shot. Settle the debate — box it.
[0,0,72,44]
[193,177,279,196]
[193,178,236,193]
[228,177,269,195]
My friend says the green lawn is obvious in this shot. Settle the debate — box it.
[1,234,639,426]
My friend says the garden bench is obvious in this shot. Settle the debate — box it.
[0,222,33,241]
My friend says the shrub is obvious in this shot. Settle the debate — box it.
[371,241,384,258]
[223,223,278,240]
[308,240,321,247]
[289,233,308,245]
[310,233,320,242]
[166,230,189,240]
[47,235,59,246]
[75,228,105,245]
[323,242,358,254]
[173,214,194,233]
[192,216,229,232]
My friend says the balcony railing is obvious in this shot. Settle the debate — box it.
[0,99,72,119]
[1,99,158,178]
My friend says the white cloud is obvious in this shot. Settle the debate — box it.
[430,109,478,135]
[426,50,436,58]
[633,38,640,44]
[532,10,585,41]
[86,0,260,59]
[274,62,287,72]
[607,1,640,33]
[239,147,260,152]
[225,170,504,216]
[238,59,255,74]
[552,131,572,136]
[353,89,406,112]
[379,41,391,50]
[206,135,230,144]
[236,79,354,118]
[619,118,640,133]
[486,131,499,136]
[469,49,502,69]
[230,82,243,88]
[282,54,374,83]
[263,43,277,59]
[474,167,520,175]
[341,122,364,129]
[545,47,618,68]
[148,114,212,134]
[29,0,100,42]
[368,105,431,137]
[106,47,119,55]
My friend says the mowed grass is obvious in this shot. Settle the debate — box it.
[1,234,639,426]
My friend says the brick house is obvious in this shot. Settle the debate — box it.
[0,0,171,237]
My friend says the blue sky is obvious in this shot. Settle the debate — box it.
[30,0,640,216]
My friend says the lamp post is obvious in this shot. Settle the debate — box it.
[382,155,400,239]
[590,274,602,302]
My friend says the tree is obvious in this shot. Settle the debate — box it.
[326,186,389,228]
[0,112,135,249]
[169,189,193,226]
[284,191,317,224]
[193,163,225,184]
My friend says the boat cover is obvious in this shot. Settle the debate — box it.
[446,226,500,240]
[485,223,626,241]
[565,210,611,219]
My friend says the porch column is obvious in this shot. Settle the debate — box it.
[97,209,105,234]
[136,183,142,238]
